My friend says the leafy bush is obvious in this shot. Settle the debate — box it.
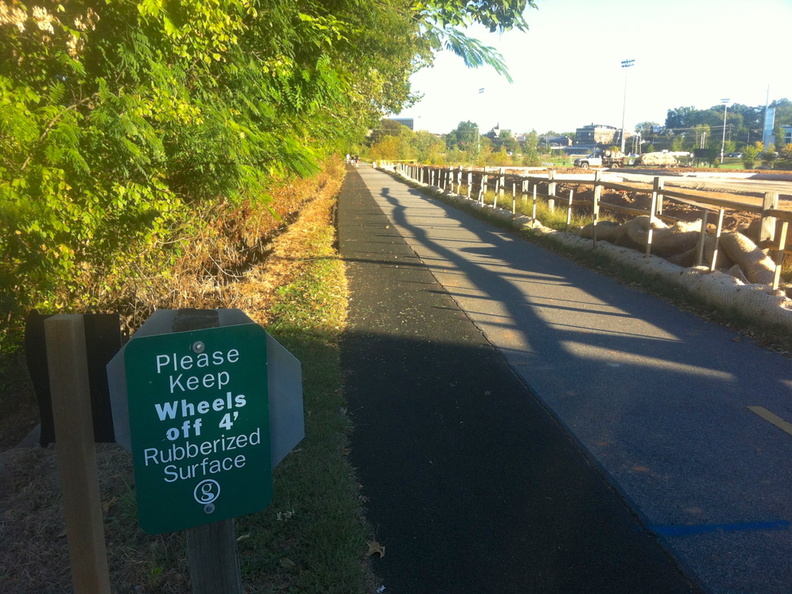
[0,0,534,343]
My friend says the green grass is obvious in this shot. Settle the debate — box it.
[461,186,605,231]
[233,221,377,593]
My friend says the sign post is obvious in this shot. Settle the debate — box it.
[44,315,112,594]
[108,308,303,593]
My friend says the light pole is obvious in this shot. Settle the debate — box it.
[720,98,730,163]
[620,59,635,153]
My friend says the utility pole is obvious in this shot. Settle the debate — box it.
[620,59,635,153]
[720,98,730,163]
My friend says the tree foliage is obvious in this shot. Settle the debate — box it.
[0,0,532,325]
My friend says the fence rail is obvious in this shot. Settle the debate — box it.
[380,163,791,290]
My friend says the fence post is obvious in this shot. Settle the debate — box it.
[655,177,665,215]
[695,210,709,267]
[479,167,487,204]
[512,182,517,214]
[565,189,574,231]
[592,170,602,248]
[772,221,788,290]
[497,168,505,209]
[760,192,779,243]
[547,170,556,212]
[645,177,662,257]
[710,209,725,271]
[467,170,472,199]
[45,315,112,594]
[532,185,538,220]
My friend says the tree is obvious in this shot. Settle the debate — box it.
[520,131,541,166]
[414,131,446,163]
[0,0,535,328]
[446,120,480,152]
[635,121,659,135]
[665,107,696,130]
[777,144,792,170]
[370,120,412,146]
[413,0,536,82]
[742,145,759,169]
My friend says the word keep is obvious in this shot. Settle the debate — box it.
[155,349,241,394]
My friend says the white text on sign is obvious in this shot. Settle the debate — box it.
[155,349,240,394]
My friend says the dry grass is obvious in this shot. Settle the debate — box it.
[0,159,355,593]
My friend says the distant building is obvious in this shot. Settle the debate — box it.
[546,135,572,148]
[762,108,776,148]
[574,124,619,148]
[387,118,414,131]
[485,124,506,139]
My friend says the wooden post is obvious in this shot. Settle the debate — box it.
[592,171,602,248]
[547,170,556,212]
[695,209,709,267]
[497,168,505,208]
[772,221,788,290]
[710,209,725,271]
[187,522,243,594]
[174,309,243,594]
[565,189,574,231]
[45,315,111,594]
[467,170,472,198]
[760,192,779,243]
[655,177,665,215]
[512,182,517,214]
[646,177,661,257]
[532,185,538,220]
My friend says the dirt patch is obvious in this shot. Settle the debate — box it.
[0,164,345,593]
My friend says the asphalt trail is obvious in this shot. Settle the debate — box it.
[338,168,700,594]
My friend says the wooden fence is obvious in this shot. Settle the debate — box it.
[381,163,791,291]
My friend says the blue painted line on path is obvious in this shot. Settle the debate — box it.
[650,520,791,537]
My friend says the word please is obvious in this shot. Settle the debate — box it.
[155,349,240,374]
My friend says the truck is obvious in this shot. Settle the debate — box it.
[573,149,625,169]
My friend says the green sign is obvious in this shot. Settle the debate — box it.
[124,324,271,534]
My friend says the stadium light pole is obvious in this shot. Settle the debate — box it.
[620,59,635,153]
[720,98,730,163]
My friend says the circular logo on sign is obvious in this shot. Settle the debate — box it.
[194,479,221,505]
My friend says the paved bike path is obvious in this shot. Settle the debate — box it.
[340,168,698,593]
[339,165,792,593]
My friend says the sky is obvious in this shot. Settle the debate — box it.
[394,0,792,136]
